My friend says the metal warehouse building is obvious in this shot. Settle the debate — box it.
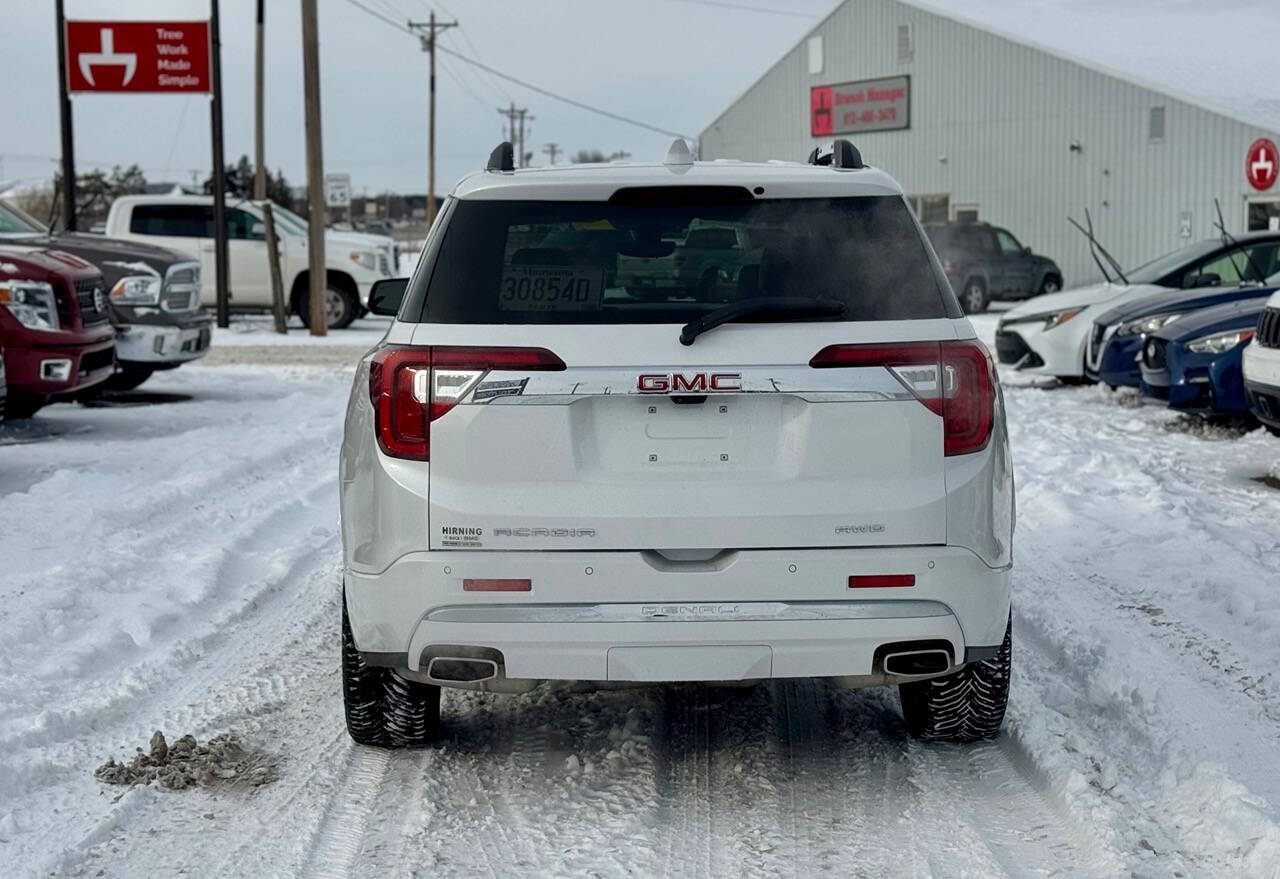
[699,0,1280,288]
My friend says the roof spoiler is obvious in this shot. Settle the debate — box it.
[807,139,864,170]
[486,141,515,172]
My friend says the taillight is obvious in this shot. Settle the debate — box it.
[369,345,566,460]
[809,339,995,457]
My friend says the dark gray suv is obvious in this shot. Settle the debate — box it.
[925,221,1062,314]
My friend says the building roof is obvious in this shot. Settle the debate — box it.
[452,159,903,200]
[902,0,1280,134]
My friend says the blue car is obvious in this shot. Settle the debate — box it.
[1138,298,1266,417]
[1085,279,1278,388]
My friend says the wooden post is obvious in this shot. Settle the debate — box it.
[253,0,266,201]
[210,0,230,329]
[54,0,77,232]
[261,203,288,334]
[300,0,327,335]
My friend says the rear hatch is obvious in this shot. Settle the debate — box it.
[371,191,987,552]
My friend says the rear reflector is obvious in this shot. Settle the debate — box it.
[463,578,532,592]
[810,339,995,457]
[848,574,916,588]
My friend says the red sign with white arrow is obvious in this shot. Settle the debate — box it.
[65,21,210,94]
[1247,137,1278,192]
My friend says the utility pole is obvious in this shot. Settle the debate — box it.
[517,109,532,168]
[210,0,230,329]
[543,142,560,166]
[253,0,266,200]
[498,103,517,145]
[54,0,76,232]
[301,0,327,335]
[497,104,532,167]
[408,13,456,226]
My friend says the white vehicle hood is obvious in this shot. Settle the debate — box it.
[1001,281,1137,319]
[327,230,394,251]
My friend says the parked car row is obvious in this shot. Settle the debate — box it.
[993,227,1280,431]
[0,200,219,419]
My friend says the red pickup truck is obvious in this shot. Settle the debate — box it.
[0,246,116,419]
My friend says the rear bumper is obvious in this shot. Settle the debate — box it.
[345,545,1011,684]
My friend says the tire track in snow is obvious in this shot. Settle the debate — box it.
[299,747,393,879]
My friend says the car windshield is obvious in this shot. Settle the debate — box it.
[411,195,954,324]
[1125,240,1221,284]
[0,200,47,236]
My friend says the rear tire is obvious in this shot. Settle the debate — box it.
[298,282,359,330]
[342,599,440,747]
[960,279,988,314]
[899,616,1011,743]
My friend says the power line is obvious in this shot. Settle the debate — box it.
[434,43,692,139]
[339,0,412,33]
[336,0,693,140]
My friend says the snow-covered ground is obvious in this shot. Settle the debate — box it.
[1,315,1279,878]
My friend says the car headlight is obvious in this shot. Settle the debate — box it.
[1187,329,1255,355]
[350,250,377,271]
[1117,312,1182,337]
[0,280,60,330]
[110,275,162,305]
[1043,309,1081,330]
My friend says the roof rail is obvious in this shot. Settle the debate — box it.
[486,141,515,172]
[807,139,864,170]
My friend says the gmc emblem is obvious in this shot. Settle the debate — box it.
[637,372,742,393]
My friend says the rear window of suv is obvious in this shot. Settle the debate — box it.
[409,195,956,324]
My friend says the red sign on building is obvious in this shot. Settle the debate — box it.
[1247,138,1278,192]
[65,21,211,93]
[810,76,910,137]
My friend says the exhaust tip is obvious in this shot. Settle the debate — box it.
[426,656,499,683]
[876,640,954,677]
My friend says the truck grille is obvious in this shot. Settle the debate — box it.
[1258,306,1280,349]
[75,279,110,326]
[162,263,202,312]
[1142,336,1167,371]
[378,252,391,276]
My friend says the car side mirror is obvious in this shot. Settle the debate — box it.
[1023,246,1033,255]
[367,277,408,316]
[1183,272,1220,289]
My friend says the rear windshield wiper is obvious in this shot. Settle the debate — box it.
[680,296,846,345]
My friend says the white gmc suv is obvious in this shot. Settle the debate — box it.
[339,140,1015,747]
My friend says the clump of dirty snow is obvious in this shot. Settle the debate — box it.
[95,731,277,791]
[1160,414,1255,440]
[1096,385,1144,408]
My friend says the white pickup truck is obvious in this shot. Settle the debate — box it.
[104,195,397,328]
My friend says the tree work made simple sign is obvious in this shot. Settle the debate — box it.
[65,21,211,93]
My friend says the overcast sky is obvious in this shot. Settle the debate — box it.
[3,0,833,195]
